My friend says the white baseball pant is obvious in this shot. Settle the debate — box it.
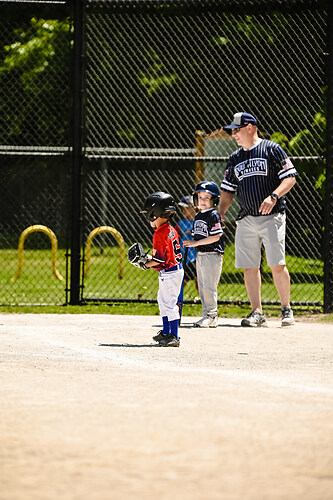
[157,268,184,321]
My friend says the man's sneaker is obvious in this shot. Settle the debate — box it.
[152,330,166,342]
[241,311,267,327]
[159,334,180,347]
[281,306,294,326]
[193,316,218,328]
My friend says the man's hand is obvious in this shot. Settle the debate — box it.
[259,195,277,215]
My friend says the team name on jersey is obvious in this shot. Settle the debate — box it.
[235,158,268,181]
[194,220,209,237]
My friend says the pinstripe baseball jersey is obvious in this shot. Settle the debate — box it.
[193,209,224,254]
[221,139,298,220]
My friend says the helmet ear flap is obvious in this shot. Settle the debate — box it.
[212,195,220,207]
[193,192,199,207]
[160,210,175,220]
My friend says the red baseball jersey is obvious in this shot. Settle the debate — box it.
[152,222,182,271]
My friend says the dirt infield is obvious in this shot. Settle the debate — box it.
[0,314,332,500]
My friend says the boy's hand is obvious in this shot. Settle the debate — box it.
[183,239,197,248]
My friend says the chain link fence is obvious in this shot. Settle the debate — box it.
[0,155,70,304]
[0,1,71,304]
[81,0,327,308]
[84,1,326,158]
[82,158,323,306]
[0,0,330,309]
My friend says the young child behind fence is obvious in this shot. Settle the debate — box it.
[175,195,198,291]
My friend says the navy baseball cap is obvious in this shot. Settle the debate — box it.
[178,195,194,208]
[223,112,258,131]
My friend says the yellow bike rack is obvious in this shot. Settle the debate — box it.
[13,224,64,281]
[84,226,125,279]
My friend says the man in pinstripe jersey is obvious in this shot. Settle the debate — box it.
[219,112,298,327]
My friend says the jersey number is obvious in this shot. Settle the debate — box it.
[172,240,182,264]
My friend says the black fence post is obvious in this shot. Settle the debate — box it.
[324,3,333,313]
[70,0,83,305]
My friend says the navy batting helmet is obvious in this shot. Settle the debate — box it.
[193,181,220,207]
[141,192,176,221]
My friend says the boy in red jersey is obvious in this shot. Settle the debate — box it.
[140,192,183,347]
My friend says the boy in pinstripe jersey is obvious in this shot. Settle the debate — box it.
[183,181,224,327]
[219,112,298,327]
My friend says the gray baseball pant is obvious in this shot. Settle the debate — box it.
[196,252,223,318]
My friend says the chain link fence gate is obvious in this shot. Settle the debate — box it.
[0,1,71,305]
[81,0,329,309]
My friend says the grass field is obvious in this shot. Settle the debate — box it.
[0,245,324,308]
[0,249,67,304]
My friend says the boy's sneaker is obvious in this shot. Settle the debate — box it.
[159,334,180,347]
[193,316,218,328]
[207,316,218,328]
[193,317,207,327]
[152,330,166,342]
[241,311,267,327]
[281,306,294,326]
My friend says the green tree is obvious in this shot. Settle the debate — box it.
[0,16,70,146]
[271,111,326,182]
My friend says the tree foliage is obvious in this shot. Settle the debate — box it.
[0,3,327,177]
[0,15,70,145]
